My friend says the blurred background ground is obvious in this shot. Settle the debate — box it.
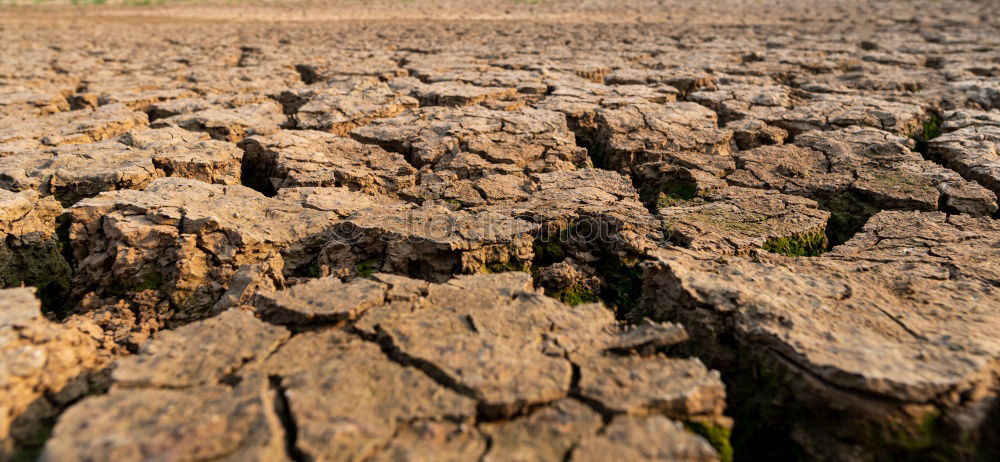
[0,0,995,25]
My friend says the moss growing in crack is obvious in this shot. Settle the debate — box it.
[655,193,683,209]
[1,240,73,317]
[135,271,164,291]
[107,270,164,297]
[547,285,601,306]
[727,351,953,462]
[726,353,809,462]
[9,420,53,462]
[529,224,645,319]
[640,179,698,211]
[685,421,734,462]
[532,237,566,265]
[763,230,827,257]
[355,258,379,279]
[912,114,942,155]
[482,259,530,274]
[897,409,940,450]
[818,191,881,247]
[597,258,644,321]
[860,406,970,461]
[862,407,940,453]
[300,259,322,278]
[662,180,698,202]
[921,115,943,141]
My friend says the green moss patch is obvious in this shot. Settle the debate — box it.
[532,236,566,265]
[897,408,940,450]
[861,407,941,455]
[107,269,165,297]
[763,229,827,257]
[135,271,164,291]
[355,258,380,279]
[529,232,646,320]
[547,285,601,306]
[912,114,942,156]
[1,240,73,317]
[685,421,734,462]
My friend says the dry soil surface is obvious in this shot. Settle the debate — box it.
[1,1,999,461]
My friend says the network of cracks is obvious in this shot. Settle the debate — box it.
[2,6,1000,462]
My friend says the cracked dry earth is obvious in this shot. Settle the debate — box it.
[1,0,1000,460]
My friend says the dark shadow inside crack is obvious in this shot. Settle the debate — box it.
[637,177,698,213]
[723,350,810,462]
[268,375,306,462]
[817,190,882,248]
[572,129,608,171]
[910,113,942,157]
[293,64,321,85]
[645,311,822,462]
[529,231,645,322]
[8,416,54,462]
[724,348,968,462]
[639,264,986,462]
[1,237,72,317]
[977,399,1000,462]
[237,139,279,197]
[6,364,111,462]
[1,213,75,318]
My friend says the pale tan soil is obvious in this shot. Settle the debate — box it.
[1,1,999,461]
